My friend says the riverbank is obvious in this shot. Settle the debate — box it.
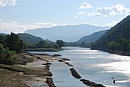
[0,52,69,87]
[91,48,130,56]
[0,51,107,87]
[25,48,61,52]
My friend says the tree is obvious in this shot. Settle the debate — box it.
[5,32,24,53]
[56,40,65,48]
[0,44,4,60]
[0,44,16,64]
[119,38,130,51]
[52,44,60,49]
[108,41,118,50]
[36,41,51,48]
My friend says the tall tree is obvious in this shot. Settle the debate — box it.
[6,32,24,53]
[56,40,65,48]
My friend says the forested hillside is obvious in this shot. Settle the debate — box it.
[91,15,130,55]
[78,30,107,43]
[18,33,43,44]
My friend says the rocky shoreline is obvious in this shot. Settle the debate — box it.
[0,52,106,87]
[0,52,69,87]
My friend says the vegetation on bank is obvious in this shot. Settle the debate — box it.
[0,32,65,64]
[91,15,130,55]
[25,39,65,51]
[0,33,24,64]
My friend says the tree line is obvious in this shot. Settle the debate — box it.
[0,32,24,64]
[25,39,65,50]
[0,32,65,64]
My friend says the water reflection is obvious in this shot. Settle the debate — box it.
[30,47,130,87]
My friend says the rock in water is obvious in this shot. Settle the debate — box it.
[46,78,56,87]
[70,68,82,79]
[80,79,106,87]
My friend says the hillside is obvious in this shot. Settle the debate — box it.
[77,30,108,43]
[18,33,43,44]
[91,15,130,55]
[25,24,108,42]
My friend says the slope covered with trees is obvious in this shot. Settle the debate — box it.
[91,15,130,55]
[78,30,107,43]
[18,33,43,44]
[0,33,24,64]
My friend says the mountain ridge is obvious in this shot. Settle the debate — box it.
[77,30,108,43]
[25,24,109,42]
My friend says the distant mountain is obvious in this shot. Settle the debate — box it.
[0,33,6,36]
[91,15,130,55]
[25,24,109,42]
[77,30,108,43]
[18,33,43,44]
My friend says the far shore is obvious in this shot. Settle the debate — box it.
[25,48,61,52]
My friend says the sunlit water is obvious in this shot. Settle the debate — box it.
[31,47,130,87]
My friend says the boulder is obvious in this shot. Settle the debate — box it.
[80,79,105,87]
[46,78,56,87]
[70,68,82,79]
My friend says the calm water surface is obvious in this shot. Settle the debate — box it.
[32,47,130,87]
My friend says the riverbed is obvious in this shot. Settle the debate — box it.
[31,47,130,87]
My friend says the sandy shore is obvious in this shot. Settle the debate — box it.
[0,52,69,87]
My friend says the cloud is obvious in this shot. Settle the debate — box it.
[88,4,130,17]
[0,18,1,21]
[103,21,120,27]
[0,22,57,34]
[78,11,86,15]
[80,2,92,9]
[85,20,120,27]
[0,0,18,7]
[88,12,107,18]
[75,16,78,18]
[75,11,86,18]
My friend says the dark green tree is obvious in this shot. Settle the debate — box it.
[5,32,24,53]
[56,40,65,48]
[36,41,51,48]
[52,44,60,49]
[0,44,16,64]
[0,44,4,60]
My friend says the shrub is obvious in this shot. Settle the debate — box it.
[7,57,16,65]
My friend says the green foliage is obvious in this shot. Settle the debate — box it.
[7,57,16,65]
[0,44,4,60]
[6,32,24,53]
[56,40,65,48]
[80,42,90,48]
[18,33,43,44]
[0,32,24,64]
[91,15,130,53]
[52,44,60,49]
[36,41,51,48]
[0,44,16,64]
[108,41,119,50]
[108,38,130,51]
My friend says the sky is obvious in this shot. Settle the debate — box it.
[0,0,130,34]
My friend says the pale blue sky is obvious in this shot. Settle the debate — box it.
[0,0,130,33]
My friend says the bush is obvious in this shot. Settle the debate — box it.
[7,57,16,65]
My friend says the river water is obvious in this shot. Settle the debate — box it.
[32,47,130,87]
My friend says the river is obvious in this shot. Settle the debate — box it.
[31,47,130,87]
